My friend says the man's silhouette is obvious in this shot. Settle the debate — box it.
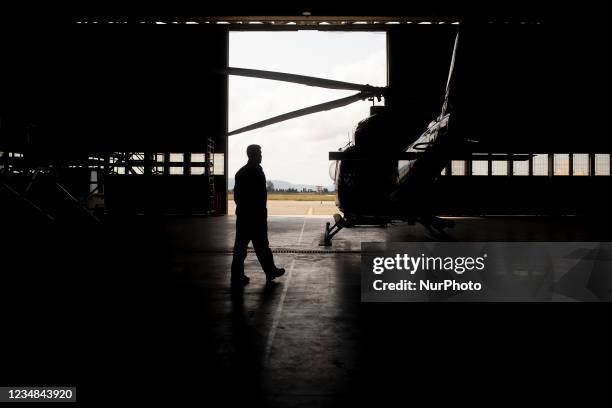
[231,145,285,286]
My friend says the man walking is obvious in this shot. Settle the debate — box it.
[231,144,285,286]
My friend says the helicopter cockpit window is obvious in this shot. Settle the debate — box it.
[329,161,338,182]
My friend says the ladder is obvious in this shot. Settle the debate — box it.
[205,137,216,214]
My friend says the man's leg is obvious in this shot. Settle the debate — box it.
[251,217,284,280]
[231,216,250,281]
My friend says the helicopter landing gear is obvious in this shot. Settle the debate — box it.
[320,213,346,246]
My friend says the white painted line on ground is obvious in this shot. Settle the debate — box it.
[263,216,307,366]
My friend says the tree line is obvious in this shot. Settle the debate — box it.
[229,181,330,194]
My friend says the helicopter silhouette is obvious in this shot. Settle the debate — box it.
[224,32,530,245]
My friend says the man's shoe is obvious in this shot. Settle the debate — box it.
[266,268,285,282]
[231,275,250,287]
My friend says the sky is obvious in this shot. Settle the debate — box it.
[228,31,387,186]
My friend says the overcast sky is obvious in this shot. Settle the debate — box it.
[228,31,387,186]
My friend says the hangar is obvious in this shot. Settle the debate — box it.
[1,3,610,406]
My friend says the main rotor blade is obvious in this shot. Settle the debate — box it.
[441,31,460,116]
[225,67,379,92]
[228,93,366,136]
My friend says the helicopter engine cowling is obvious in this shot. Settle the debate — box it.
[336,111,400,222]
[352,107,420,153]
[335,145,398,221]
[336,106,442,224]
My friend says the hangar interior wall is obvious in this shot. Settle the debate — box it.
[387,24,611,215]
[2,22,610,216]
[1,25,229,214]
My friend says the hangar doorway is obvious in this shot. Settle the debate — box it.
[227,31,387,216]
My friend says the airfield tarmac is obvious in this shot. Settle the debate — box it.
[228,199,340,216]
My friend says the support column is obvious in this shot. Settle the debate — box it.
[548,153,554,178]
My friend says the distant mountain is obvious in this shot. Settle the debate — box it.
[228,178,335,192]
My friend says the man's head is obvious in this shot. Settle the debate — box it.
[246,144,262,164]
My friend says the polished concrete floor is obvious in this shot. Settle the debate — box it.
[4,214,612,405]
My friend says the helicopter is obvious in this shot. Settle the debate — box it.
[224,31,530,245]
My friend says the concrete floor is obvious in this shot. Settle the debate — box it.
[163,215,612,252]
[6,214,608,405]
[148,215,612,406]
[165,216,360,407]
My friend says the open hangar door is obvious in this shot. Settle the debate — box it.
[220,20,611,218]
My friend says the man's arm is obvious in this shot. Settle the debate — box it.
[233,173,242,206]
[257,167,268,206]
